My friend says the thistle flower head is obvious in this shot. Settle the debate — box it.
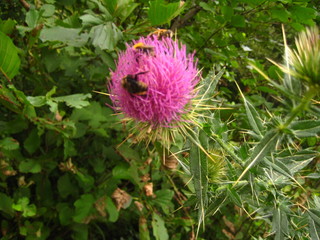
[109,36,200,142]
[287,26,320,86]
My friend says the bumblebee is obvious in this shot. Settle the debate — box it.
[133,42,155,56]
[149,29,173,39]
[121,72,148,96]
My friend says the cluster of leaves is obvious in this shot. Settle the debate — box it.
[0,0,319,239]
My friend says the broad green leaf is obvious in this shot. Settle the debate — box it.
[152,213,169,240]
[139,216,150,240]
[54,93,92,109]
[12,197,37,217]
[24,128,41,154]
[105,197,119,222]
[0,31,20,79]
[57,203,74,225]
[80,14,104,26]
[153,189,174,214]
[289,6,317,24]
[72,224,88,240]
[73,194,95,223]
[90,23,123,50]
[0,137,19,150]
[231,15,245,27]
[58,174,78,198]
[0,193,14,217]
[25,9,40,28]
[270,8,290,22]
[148,0,184,25]
[0,19,16,35]
[41,4,56,17]
[40,27,89,47]
[19,159,41,173]
[76,172,95,192]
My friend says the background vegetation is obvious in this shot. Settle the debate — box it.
[0,0,319,239]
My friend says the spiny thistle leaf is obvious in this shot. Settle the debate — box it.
[189,129,208,234]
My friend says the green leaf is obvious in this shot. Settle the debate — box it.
[230,15,245,27]
[90,23,123,50]
[73,194,95,223]
[198,68,224,106]
[289,120,320,137]
[271,207,288,240]
[308,209,320,226]
[309,216,320,240]
[40,27,89,47]
[58,174,78,198]
[153,189,174,214]
[139,216,151,240]
[54,93,92,109]
[152,213,169,240]
[189,129,208,232]
[0,193,14,217]
[227,187,242,207]
[12,197,37,217]
[0,31,21,79]
[57,203,74,225]
[105,197,119,222]
[24,128,41,154]
[270,8,290,22]
[0,19,16,35]
[236,81,263,138]
[25,9,40,28]
[19,159,41,173]
[148,0,184,26]
[41,4,56,17]
[235,129,280,185]
[0,137,19,150]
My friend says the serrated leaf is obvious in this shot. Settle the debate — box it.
[54,93,92,109]
[19,159,41,173]
[73,194,95,223]
[236,81,263,137]
[0,193,14,217]
[308,209,320,226]
[90,22,123,50]
[105,197,119,222]
[198,68,224,105]
[152,213,169,240]
[271,207,288,240]
[189,129,208,233]
[40,27,89,47]
[0,137,19,150]
[139,216,151,240]
[24,128,40,154]
[0,19,16,35]
[289,120,320,137]
[234,129,280,185]
[0,31,21,79]
[227,187,242,207]
[309,216,320,240]
[148,0,184,26]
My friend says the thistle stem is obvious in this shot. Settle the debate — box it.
[283,86,317,128]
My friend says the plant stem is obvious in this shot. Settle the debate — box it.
[283,86,317,128]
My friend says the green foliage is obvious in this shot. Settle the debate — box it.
[0,0,319,239]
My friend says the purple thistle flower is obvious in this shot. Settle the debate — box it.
[109,36,200,127]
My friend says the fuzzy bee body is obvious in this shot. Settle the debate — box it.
[149,29,173,39]
[121,72,148,96]
[133,42,155,56]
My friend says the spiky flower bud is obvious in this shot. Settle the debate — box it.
[288,26,320,86]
